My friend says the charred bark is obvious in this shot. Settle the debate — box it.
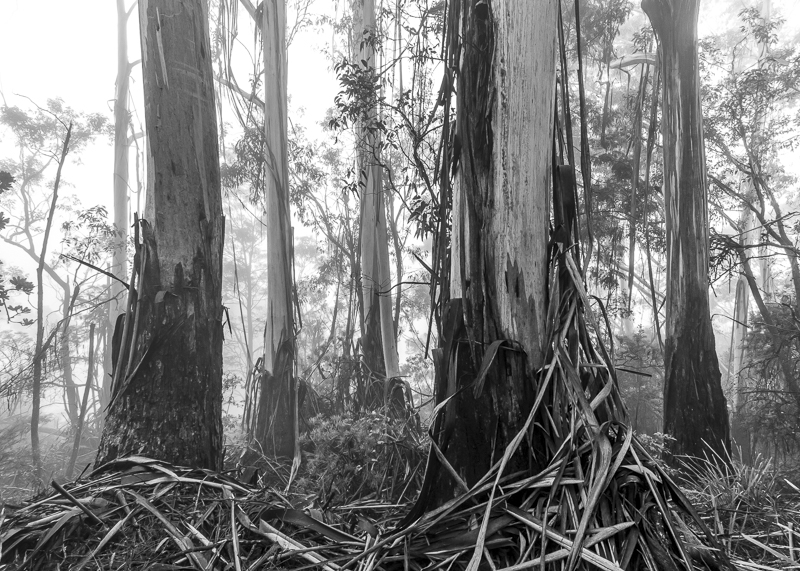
[643,0,730,463]
[97,0,224,471]
[423,0,554,505]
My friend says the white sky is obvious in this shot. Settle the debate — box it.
[0,0,341,425]
[0,0,797,357]
[0,0,337,291]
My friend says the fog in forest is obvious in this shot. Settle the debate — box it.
[1,0,800,568]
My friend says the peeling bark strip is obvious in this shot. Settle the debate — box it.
[427,0,554,503]
[642,0,730,462]
[97,0,224,471]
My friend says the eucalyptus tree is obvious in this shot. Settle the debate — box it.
[349,0,402,407]
[107,0,138,405]
[642,0,731,462]
[420,0,556,501]
[97,0,225,470]
[225,0,299,460]
[257,0,297,460]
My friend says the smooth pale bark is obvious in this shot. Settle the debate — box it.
[97,0,224,470]
[430,0,553,502]
[643,0,730,462]
[376,179,401,381]
[107,0,134,405]
[251,0,297,458]
[356,0,402,407]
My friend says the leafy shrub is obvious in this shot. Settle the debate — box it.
[294,412,425,506]
[678,450,800,562]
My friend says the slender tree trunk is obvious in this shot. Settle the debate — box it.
[730,209,756,462]
[250,0,297,459]
[643,0,730,463]
[388,198,403,339]
[355,0,402,407]
[67,323,95,480]
[60,282,80,426]
[376,191,400,374]
[97,0,224,470]
[624,64,650,332]
[31,123,72,483]
[107,0,133,402]
[642,59,664,351]
[427,0,554,503]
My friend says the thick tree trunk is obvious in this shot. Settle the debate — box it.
[426,0,553,503]
[249,0,297,458]
[97,0,224,470]
[643,0,730,463]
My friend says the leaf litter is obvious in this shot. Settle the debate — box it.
[3,243,799,570]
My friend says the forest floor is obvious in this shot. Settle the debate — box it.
[0,451,798,571]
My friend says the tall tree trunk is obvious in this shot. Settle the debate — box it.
[643,0,730,463]
[97,0,224,470]
[355,0,402,409]
[425,0,554,504]
[107,0,134,404]
[250,0,297,459]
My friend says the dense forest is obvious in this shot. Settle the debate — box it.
[1,0,800,569]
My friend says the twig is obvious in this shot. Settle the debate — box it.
[61,254,130,289]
